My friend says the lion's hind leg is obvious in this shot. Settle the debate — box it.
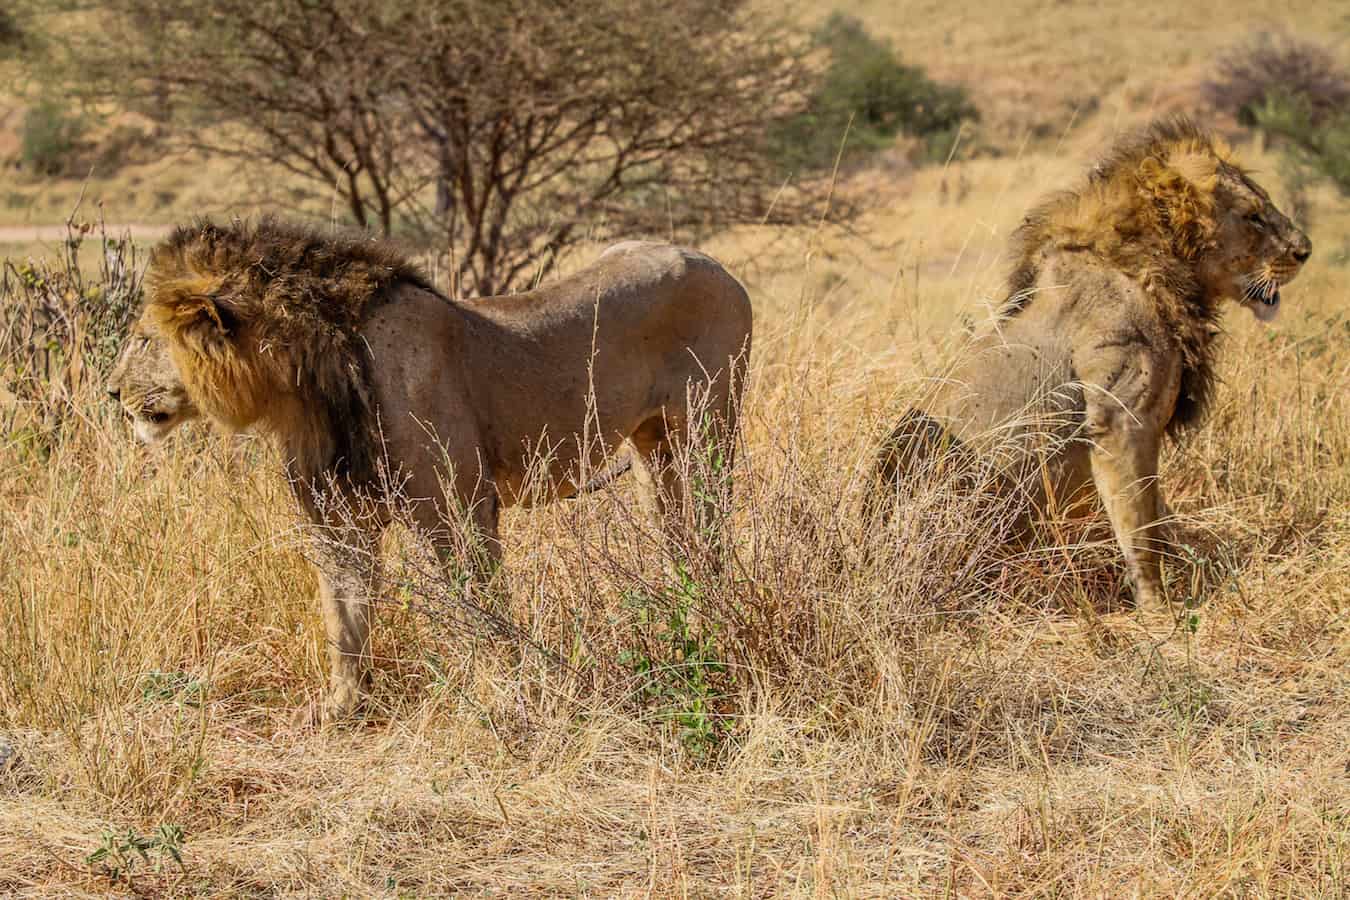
[868,409,973,524]
[628,415,681,541]
[628,406,736,568]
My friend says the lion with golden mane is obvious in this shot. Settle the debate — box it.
[873,118,1311,606]
[107,220,752,721]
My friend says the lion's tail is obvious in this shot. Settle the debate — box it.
[577,453,635,495]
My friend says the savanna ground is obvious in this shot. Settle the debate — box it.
[2,1,1349,896]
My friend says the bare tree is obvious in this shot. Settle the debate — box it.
[30,0,837,295]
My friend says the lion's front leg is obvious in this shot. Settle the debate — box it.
[1086,419,1167,607]
[309,525,383,723]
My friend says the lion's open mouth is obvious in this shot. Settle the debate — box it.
[1244,279,1281,308]
[1241,278,1283,322]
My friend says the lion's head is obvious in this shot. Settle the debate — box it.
[106,219,436,480]
[1192,163,1311,322]
[1007,117,1311,323]
[106,321,198,444]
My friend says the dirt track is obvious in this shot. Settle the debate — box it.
[0,223,171,243]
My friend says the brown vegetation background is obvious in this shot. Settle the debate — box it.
[1,0,1348,895]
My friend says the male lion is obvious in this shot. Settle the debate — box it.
[872,118,1311,606]
[107,220,752,721]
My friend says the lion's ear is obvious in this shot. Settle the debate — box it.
[148,278,237,358]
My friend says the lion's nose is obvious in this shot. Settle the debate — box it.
[107,386,121,401]
[1292,235,1312,263]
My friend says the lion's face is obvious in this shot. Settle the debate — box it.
[1202,167,1312,322]
[105,320,199,444]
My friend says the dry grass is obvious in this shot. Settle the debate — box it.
[2,137,1349,896]
[3,3,1350,896]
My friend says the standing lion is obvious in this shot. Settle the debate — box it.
[107,220,752,722]
[872,118,1311,606]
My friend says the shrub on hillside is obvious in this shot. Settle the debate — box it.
[1253,96,1350,196]
[20,100,88,176]
[1202,31,1350,128]
[0,9,24,49]
[769,13,978,173]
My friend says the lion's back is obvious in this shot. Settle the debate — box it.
[597,241,751,327]
[474,242,751,362]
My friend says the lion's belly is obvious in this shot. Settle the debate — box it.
[491,428,632,508]
[365,244,750,514]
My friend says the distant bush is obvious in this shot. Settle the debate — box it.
[1203,31,1350,128]
[1252,94,1350,196]
[93,122,157,173]
[1205,32,1350,198]
[769,13,978,173]
[0,11,23,49]
[20,100,87,176]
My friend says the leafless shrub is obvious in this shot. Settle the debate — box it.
[0,214,143,442]
[1202,31,1350,127]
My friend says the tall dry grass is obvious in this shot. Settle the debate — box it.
[1,147,1348,896]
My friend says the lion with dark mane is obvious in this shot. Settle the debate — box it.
[108,219,752,721]
[873,118,1311,605]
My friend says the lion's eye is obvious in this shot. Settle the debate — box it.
[1246,212,1266,230]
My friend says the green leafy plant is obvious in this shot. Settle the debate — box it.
[1162,545,1215,730]
[1252,93,1350,197]
[769,13,978,173]
[86,824,186,882]
[619,564,732,760]
[138,671,205,706]
[688,410,735,549]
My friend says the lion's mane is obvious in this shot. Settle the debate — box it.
[145,218,439,489]
[1001,118,1244,433]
